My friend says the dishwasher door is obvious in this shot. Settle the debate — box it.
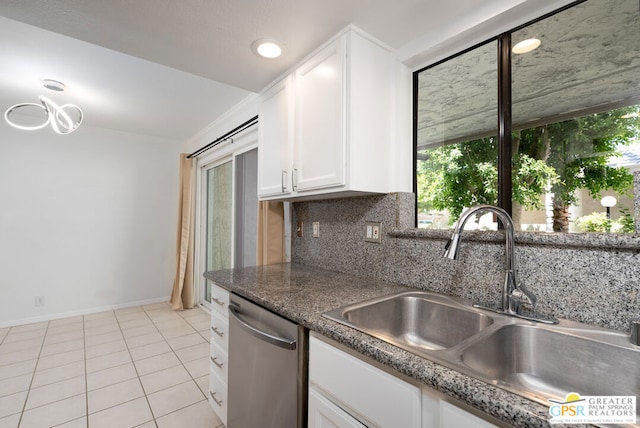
[227,293,306,428]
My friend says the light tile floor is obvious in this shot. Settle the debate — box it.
[0,303,225,428]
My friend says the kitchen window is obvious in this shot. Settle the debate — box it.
[414,0,640,233]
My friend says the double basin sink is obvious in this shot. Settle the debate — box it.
[323,290,640,418]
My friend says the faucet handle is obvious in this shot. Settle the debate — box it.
[511,285,537,307]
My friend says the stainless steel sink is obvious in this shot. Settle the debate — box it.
[323,291,493,351]
[460,325,640,408]
[323,290,640,421]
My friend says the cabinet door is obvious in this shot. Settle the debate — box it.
[439,401,497,428]
[310,335,422,428]
[294,36,346,192]
[308,388,366,428]
[258,75,293,197]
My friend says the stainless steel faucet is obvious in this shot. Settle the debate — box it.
[443,204,538,317]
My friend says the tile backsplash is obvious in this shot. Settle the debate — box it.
[292,193,640,332]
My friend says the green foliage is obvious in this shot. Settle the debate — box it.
[574,211,635,233]
[618,209,636,234]
[416,105,639,230]
[574,212,612,232]
[541,109,637,206]
[417,137,498,222]
[512,154,559,209]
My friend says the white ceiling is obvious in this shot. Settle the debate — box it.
[0,0,571,141]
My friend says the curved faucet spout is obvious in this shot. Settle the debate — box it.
[443,205,536,315]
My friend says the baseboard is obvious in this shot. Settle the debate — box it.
[0,296,171,328]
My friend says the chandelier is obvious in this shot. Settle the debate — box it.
[4,79,83,135]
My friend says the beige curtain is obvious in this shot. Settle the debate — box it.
[257,201,285,265]
[170,154,195,310]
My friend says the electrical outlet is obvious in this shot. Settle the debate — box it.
[372,225,380,240]
[312,222,320,237]
[365,221,382,243]
[34,296,44,307]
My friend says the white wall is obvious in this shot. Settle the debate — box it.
[183,94,259,154]
[0,124,180,326]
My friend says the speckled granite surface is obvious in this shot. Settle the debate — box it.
[205,263,576,428]
[293,193,640,332]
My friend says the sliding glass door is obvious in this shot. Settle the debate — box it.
[195,128,259,307]
[203,160,233,303]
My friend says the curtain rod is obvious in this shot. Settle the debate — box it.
[186,115,259,159]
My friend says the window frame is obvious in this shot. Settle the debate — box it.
[412,0,588,227]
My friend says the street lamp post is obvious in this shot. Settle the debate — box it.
[600,196,617,232]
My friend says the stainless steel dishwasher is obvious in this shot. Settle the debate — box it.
[227,293,308,428]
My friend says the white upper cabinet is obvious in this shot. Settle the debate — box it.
[258,27,395,200]
[294,34,347,192]
[258,75,294,197]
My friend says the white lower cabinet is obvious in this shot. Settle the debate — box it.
[308,387,367,428]
[309,333,499,428]
[439,401,497,428]
[208,283,229,426]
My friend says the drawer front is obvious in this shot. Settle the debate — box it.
[209,340,228,383]
[309,335,421,428]
[210,283,229,316]
[209,368,228,426]
[210,309,229,349]
[440,401,498,428]
[309,387,367,428]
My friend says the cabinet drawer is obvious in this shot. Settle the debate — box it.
[210,309,229,349]
[209,340,228,383]
[209,368,228,426]
[309,335,421,428]
[210,283,229,316]
[440,401,498,428]
[309,387,367,428]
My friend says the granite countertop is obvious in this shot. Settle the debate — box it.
[204,263,562,428]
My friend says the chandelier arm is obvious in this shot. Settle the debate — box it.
[40,96,82,134]
[4,103,51,131]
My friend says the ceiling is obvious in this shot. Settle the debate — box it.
[416,0,640,149]
[0,0,568,141]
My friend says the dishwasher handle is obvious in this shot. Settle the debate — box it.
[229,305,297,351]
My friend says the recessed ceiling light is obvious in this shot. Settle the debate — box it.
[251,39,284,59]
[512,38,541,54]
[42,79,65,91]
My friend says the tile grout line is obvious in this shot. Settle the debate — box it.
[16,320,50,428]
[143,304,211,420]
[2,305,217,428]
[83,313,90,428]
[115,306,160,428]
[169,308,209,400]
[143,304,199,424]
